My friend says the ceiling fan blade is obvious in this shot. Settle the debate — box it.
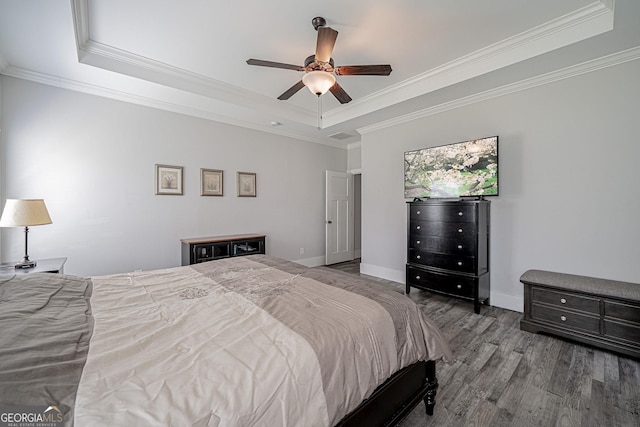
[247,59,304,71]
[277,80,306,100]
[329,82,352,104]
[315,27,338,63]
[334,65,392,76]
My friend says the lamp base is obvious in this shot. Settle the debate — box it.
[15,260,37,269]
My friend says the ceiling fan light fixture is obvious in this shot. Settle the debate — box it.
[302,71,336,96]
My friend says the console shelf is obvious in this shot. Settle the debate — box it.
[181,233,265,265]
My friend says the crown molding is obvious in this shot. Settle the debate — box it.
[324,1,614,127]
[359,46,640,135]
[71,0,90,52]
[3,0,618,147]
[0,65,347,148]
[77,39,317,126]
[70,1,614,131]
[71,2,316,128]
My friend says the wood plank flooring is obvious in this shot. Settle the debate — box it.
[326,259,640,427]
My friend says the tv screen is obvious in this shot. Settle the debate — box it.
[404,136,498,198]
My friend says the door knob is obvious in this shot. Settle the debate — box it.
[327,220,332,224]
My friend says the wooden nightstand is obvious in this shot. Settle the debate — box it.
[2,257,67,275]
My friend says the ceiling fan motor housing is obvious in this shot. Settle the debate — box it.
[312,17,327,31]
[304,55,334,72]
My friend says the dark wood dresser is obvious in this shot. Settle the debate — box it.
[520,270,640,359]
[181,234,265,266]
[406,199,490,313]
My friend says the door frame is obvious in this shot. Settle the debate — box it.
[325,170,354,265]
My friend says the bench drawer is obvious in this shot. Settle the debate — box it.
[531,287,600,314]
[531,304,600,333]
[604,300,640,324]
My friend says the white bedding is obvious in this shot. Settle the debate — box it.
[75,256,451,426]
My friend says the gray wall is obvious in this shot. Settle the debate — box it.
[0,77,346,276]
[360,59,640,312]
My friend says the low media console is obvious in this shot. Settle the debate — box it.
[181,234,265,266]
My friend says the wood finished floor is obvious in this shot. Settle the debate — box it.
[326,259,640,427]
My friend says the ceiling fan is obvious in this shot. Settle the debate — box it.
[246,17,392,104]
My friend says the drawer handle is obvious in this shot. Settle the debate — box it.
[458,212,463,216]
[457,261,463,266]
[560,315,567,322]
[560,298,567,304]
[417,240,421,244]
[416,275,421,280]
[458,228,463,233]
[416,255,421,259]
[457,284,462,289]
[416,225,421,230]
[458,245,463,249]
[416,210,421,215]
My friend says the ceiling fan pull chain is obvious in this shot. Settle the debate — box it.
[317,95,322,130]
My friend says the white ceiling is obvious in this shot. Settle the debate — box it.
[0,0,638,147]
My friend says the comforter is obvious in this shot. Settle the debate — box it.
[0,255,451,426]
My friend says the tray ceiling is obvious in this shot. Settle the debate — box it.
[1,0,638,146]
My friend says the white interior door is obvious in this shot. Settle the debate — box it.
[325,170,354,265]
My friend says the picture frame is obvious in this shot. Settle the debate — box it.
[155,164,183,195]
[237,172,257,197]
[201,168,223,196]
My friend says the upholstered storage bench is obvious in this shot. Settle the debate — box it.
[520,270,640,359]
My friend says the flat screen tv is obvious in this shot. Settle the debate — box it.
[404,136,498,198]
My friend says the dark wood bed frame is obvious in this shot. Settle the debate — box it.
[337,360,438,426]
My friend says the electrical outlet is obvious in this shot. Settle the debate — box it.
[299,247,305,255]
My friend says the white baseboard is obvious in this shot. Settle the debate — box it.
[360,263,404,284]
[359,262,523,313]
[489,291,524,313]
[293,255,325,268]
[302,258,523,313]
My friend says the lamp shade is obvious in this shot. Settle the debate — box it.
[302,71,336,96]
[0,199,52,227]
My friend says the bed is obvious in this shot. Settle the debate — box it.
[0,254,452,426]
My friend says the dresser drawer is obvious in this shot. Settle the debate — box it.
[409,249,475,273]
[531,304,600,333]
[531,287,600,314]
[410,204,476,223]
[409,235,476,256]
[406,266,475,299]
[409,220,476,239]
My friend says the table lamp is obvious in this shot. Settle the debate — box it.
[0,199,52,268]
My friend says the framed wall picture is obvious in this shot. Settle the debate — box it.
[201,168,223,196]
[237,172,256,197]
[155,164,183,195]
